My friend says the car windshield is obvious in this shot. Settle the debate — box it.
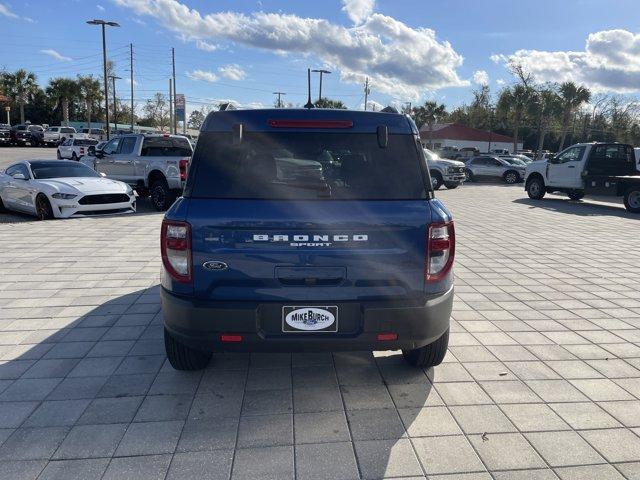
[46,127,58,132]
[189,131,428,200]
[503,157,526,166]
[30,161,100,179]
[422,148,439,161]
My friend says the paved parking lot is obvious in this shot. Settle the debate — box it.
[1,151,640,479]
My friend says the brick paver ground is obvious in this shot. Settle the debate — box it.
[1,179,639,479]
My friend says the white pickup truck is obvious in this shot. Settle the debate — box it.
[93,133,193,211]
[525,142,640,213]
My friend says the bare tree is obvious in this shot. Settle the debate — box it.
[143,93,169,131]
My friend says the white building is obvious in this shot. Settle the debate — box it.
[420,123,523,153]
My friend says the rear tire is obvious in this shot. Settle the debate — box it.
[463,169,474,182]
[150,179,178,211]
[445,183,459,190]
[504,170,519,184]
[71,153,78,161]
[402,328,449,368]
[164,328,211,371]
[624,187,640,213]
[568,190,585,201]
[526,176,546,200]
[56,150,62,159]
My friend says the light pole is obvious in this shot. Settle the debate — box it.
[311,69,331,102]
[86,19,120,140]
[109,75,122,132]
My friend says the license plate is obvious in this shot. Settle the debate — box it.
[282,306,338,333]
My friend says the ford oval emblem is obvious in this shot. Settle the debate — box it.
[202,261,228,271]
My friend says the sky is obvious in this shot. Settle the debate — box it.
[1,0,639,117]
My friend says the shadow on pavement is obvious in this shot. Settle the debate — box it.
[513,197,637,218]
[0,285,439,479]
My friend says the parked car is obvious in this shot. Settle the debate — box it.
[464,155,526,184]
[500,154,533,164]
[93,133,193,211]
[43,126,76,147]
[10,124,44,146]
[525,142,640,213]
[0,124,10,146]
[79,128,107,141]
[424,148,466,189]
[490,148,510,155]
[0,160,135,219]
[57,137,99,161]
[160,108,455,371]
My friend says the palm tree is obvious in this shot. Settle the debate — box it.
[77,75,102,129]
[529,87,562,157]
[4,69,38,124]
[497,84,532,153]
[46,78,80,126]
[413,101,446,148]
[558,82,591,150]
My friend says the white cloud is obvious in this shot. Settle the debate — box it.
[496,78,506,86]
[358,99,384,111]
[195,39,217,52]
[186,69,218,83]
[112,0,468,99]
[0,3,18,19]
[40,49,73,62]
[97,4,105,11]
[342,0,374,25]
[124,78,139,86]
[218,64,246,81]
[498,29,640,93]
[490,53,507,64]
[23,16,35,23]
[473,70,489,85]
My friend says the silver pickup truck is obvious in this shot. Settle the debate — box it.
[92,133,193,211]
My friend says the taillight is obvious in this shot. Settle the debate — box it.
[179,159,189,181]
[80,148,85,154]
[426,221,455,283]
[161,220,192,283]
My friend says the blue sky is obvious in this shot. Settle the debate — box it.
[1,0,639,115]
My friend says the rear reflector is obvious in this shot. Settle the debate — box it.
[377,333,398,341]
[220,334,243,343]
[267,119,353,129]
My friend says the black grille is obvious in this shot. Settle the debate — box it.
[78,194,130,205]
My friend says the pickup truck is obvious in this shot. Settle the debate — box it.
[424,148,466,189]
[161,108,454,370]
[525,142,640,213]
[0,124,10,146]
[93,133,193,211]
[43,126,76,146]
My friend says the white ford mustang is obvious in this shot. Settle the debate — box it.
[0,160,136,220]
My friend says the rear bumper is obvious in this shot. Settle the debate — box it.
[162,286,453,353]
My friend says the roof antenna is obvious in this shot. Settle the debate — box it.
[304,68,314,109]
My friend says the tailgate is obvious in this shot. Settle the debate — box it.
[189,199,432,302]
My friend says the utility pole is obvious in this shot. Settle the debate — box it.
[108,75,122,132]
[363,77,370,111]
[171,47,177,134]
[304,68,314,109]
[169,78,173,134]
[130,43,134,132]
[86,19,120,140]
[311,69,331,101]
[273,92,286,108]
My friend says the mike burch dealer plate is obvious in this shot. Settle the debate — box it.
[282,306,338,333]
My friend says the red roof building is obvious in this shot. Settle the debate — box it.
[420,123,522,153]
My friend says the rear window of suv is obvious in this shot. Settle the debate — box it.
[188,132,428,200]
[141,137,192,157]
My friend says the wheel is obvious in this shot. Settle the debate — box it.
[568,190,585,201]
[430,171,443,190]
[0,196,6,212]
[463,169,474,182]
[164,328,211,370]
[35,194,54,220]
[504,170,519,184]
[445,183,459,190]
[402,328,449,368]
[150,179,178,211]
[56,150,62,159]
[526,176,546,200]
[624,187,640,213]
[71,153,78,161]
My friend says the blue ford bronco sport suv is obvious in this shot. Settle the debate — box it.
[161,108,455,370]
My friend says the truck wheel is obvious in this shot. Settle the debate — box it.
[464,169,474,182]
[71,153,78,161]
[445,183,459,190]
[150,179,178,211]
[568,190,585,201]
[504,171,519,184]
[431,171,443,190]
[402,328,449,368]
[164,328,211,371]
[526,177,545,200]
[624,188,640,213]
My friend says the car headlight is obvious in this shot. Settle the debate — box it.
[52,193,77,200]
[126,186,134,195]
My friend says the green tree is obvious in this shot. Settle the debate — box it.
[46,78,80,126]
[188,109,206,129]
[497,84,532,153]
[558,82,591,150]
[77,75,102,129]
[412,101,447,148]
[529,87,562,156]
[4,69,38,124]
[314,97,346,109]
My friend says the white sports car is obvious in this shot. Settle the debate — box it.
[0,160,136,220]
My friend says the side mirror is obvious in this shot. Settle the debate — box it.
[12,173,26,180]
[377,125,388,148]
